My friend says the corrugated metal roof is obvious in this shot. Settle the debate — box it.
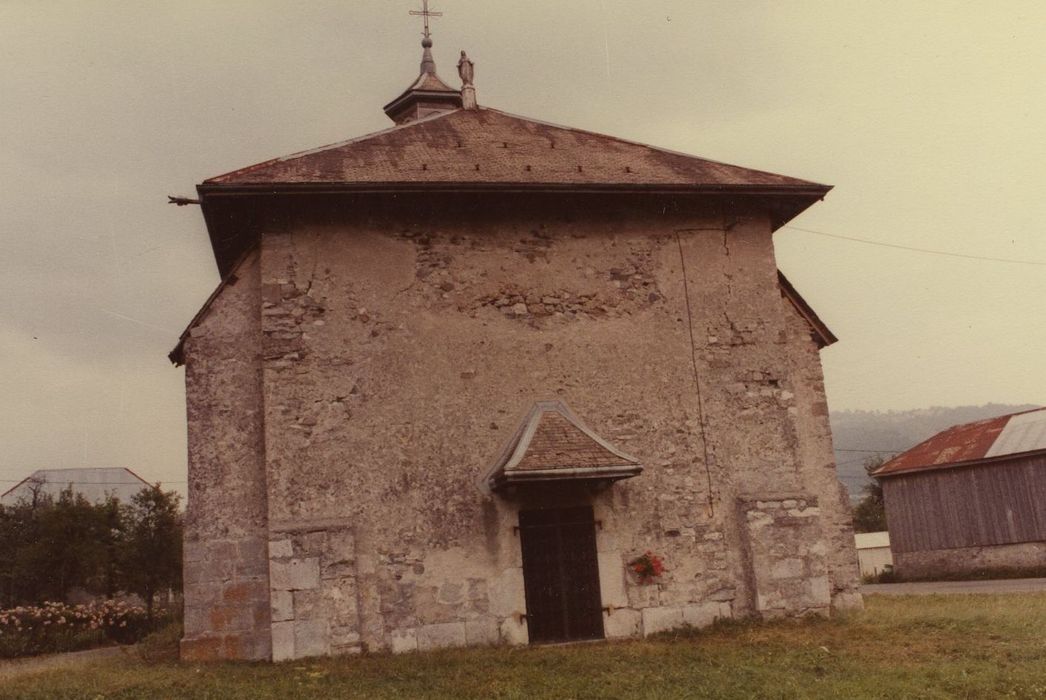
[874,407,1046,477]
[203,107,829,190]
[0,468,152,506]
[984,407,1046,457]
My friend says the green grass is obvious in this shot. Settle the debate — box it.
[3,594,1046,699]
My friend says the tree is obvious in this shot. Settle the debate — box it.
[15,488,111,603]
[94,496,125,599]
[119,485,183,618]
[0,485,183,609]
[852,457,888,533]
[23,476,47,510]
[0,497,50,606]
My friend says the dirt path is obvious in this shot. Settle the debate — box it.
[0,645,135,681]
[863,577,1046,595]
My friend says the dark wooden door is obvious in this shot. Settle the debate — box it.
[519,506,604,643]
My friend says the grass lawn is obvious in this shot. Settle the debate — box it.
[3,594,1045,699]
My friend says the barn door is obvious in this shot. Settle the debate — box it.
[518,506,604,643]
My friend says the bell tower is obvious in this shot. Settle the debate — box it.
[382,0,463,124]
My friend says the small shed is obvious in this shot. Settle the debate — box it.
[0,468,151,506]
[872,407,1046,578]
[853,531,893,578]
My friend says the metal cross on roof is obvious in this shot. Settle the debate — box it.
[409,0,442,39]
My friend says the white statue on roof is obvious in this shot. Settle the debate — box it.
[457,50,474,87]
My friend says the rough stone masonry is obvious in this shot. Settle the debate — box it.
[171,32,861,662]
[175,192,862,661]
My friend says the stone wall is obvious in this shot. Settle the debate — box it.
[894,541,1046,579]
[268,519,360,660]
[180,195,861,659]
[737,496,830,618]
[780,298,863,610]
[181,251,272,661]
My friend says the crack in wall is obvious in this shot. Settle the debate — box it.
[674,230,717,517]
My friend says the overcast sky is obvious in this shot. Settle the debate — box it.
[1,1,1044,494]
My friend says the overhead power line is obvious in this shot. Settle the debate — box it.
[835,448,904,453]
[836,457,875,467]
[784,225,1046,266]
[0,479,186,485]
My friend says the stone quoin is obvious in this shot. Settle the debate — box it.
[170,10,862,661]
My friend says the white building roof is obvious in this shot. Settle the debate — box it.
[0,468,151,506]
[854,531,891,549]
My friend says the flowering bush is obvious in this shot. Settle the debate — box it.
[0,600,171,658]
[629,551,666,584]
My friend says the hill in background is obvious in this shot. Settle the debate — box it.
[830,403,1039,501]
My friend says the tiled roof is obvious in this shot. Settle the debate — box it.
[514,412,635,471]
[202,107,829,191]
[486,401,642,490]
[873,407,1046,477]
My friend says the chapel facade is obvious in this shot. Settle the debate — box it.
[172,29,862,661]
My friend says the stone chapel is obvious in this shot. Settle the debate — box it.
[171,22,862,661]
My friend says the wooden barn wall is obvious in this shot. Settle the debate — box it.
[882,455,1046,554]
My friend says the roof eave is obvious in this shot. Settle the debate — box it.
[489,464,643,492]
[873,446,1046,478]
[382,88,463,115]
[168,246,257,366]
[197,181,832,197]
[193,183,829,276]
[777,271,838,347]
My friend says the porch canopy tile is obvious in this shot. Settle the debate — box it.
[487,401,643,491]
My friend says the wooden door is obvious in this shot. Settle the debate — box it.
[519,505,604,643]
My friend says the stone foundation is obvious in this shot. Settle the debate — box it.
[894,541,1046,579]
[181,536,272,661]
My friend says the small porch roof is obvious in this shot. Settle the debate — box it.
[486,401,643,492]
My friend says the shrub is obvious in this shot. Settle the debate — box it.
[0,600,172,658]
[138,620,183,663]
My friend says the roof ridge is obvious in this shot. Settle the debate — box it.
[480,107,828,188]
[936,405,1044,435]
[203,109,462,184]
[203,106,829,189]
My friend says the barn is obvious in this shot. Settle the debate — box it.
[873,407,1046,578]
